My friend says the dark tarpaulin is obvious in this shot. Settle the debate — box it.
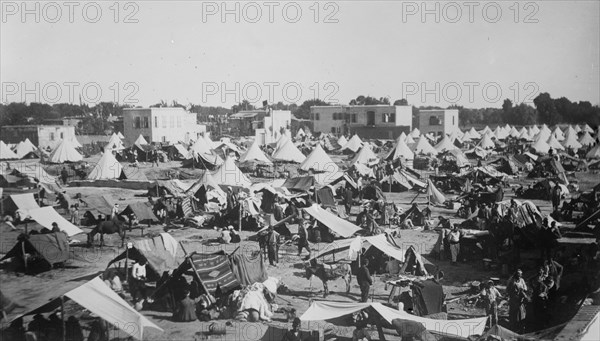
[411,280,444,316]
[229,252,268,286]
[107,235,180,278]
[283,176,315,191]
[316,187,335,208]
[1,233,69,267]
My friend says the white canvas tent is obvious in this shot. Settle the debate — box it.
[272,139,306,163]
[547,135,565,151]
[352,144,380,165]
[134,134,149,146]
[116,131,125,139]
[412,137,437,155]
[25,206,84,236]
[0,141,19,159]
[14,139,38,158]
[386,136,414,160]
[48,139,83,163]
[561,132,582,150]
[427,179,446,206]
[341,134,363,153]
[300,144,338,173]
[579,132,596,146]
[409,128,421,138]
[303,204,361,238]
[434,135,458,152]
[337,135,348,147]
[87,151,124,180]
[105,133,125,151]
[211,157,252,187]
[238,140,272,165]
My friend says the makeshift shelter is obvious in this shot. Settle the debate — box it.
[185,171,225,198]
[490,156,519,175]
[401,246,436,276]
[303,204,361,238]
[412,137,437,155]
[411,280,444,316]
[0,233,70,272]
[272,139,306,163]
[25,206,84,236]
[381,170,425,192]
[0,141,19,160]
[300,301,486,339]
[156,252,241,297]
[87,151,125,180]
[134,134,149,145]
[211,157,252,187]
[300,144,339,173]
[9,162,54,184]
[1,193,40,215]
[386,136,414,161]
[80,195,113,224]
[120,202,159,225]
[352,144,380,165]
[48,139,83,163]
[340,134,363,153]
[229,252,269,286]
[108,233,180,279]
[239,141,272,165]
[426,179,446,205]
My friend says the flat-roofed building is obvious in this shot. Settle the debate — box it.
[418,109,459,138]
[0,125,76,149]
[123,107,206,145]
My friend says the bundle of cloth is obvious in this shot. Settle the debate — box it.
[231,277,279,322]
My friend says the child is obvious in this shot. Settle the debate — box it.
[70,204,80,225]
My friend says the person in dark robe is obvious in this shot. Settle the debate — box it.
[65,316,84,341]
[282,317,303,341]
[507,269,528,333]
[226,187,237,214]
[551,184,562,212]
[356,259,373,302]
[60,167,69,185]
[173,290,196,322]
[344,186,354,215]
[2,318,25,341]
[28,314,49,340]
[87,318,109,341]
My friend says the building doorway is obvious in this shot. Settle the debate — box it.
[367,111,375,126]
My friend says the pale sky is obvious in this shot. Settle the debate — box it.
[1,1,599,108]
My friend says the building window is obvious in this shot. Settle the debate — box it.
[315,113,320,121]
[390,113,396,123]
[429,116,441,126]
[60,132,64,139]
[382,113,387,123]
[143,117,149,128]
[134,117,141,129]
[154,117,158,128]
[351,114,357,123]
[452,116,455,125]
[50,132,55,141]
[162,136,166,142]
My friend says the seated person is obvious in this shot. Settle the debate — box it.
[173,289,196,322]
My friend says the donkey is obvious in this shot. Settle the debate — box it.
[305,261,352,298]
[87,217,126,247]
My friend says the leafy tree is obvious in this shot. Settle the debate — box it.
[293,99,330,120]
[394,99,408,106]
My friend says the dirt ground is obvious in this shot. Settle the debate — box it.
[0,156,596,340]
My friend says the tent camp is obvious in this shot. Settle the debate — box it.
[1,232,70,272]
[434,135,458,152]
[48,139,83,163]
[108,233,181,278]
[300,144,339,173]
[300,301,486,339]
[1,140,20,160]
[272,139,306,163]
[340,134,363,153]
[239,141,272,165]
[211,157,252,187]
[87,151,125,180]
[303,204,361,238]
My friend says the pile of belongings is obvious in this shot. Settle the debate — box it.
[229,277,279,322]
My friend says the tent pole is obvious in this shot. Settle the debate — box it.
[22,241,27,270]
[179,241,188,255]
[61,296,66,341]
[125,245,129,282]
[238,200,242,233]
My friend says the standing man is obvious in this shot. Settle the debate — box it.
[480,280,503,327]
[507,269,528,333]
[60,167,69,185]
[266,226,279,266]
[446,224,463,265]
[297,219,311,258]
[344,185,354,215]
[131,259,147,303]
[551,184,562,212]
[356,259,373,302]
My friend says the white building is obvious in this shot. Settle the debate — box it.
[123,107,206,145]
[255,109,291,145]
[418,109,459,138]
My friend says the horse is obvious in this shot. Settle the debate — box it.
[87,217,126,247]
[305,261,352,298]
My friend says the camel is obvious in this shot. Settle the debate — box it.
[87,217,126,247]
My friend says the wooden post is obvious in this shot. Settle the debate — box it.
[124,244,129,282]
[238,200,242,233]
[61,296,66,341]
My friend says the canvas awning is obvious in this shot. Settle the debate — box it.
[300,301,486,339]
[303,204,361,238]
[25,206,84,236]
